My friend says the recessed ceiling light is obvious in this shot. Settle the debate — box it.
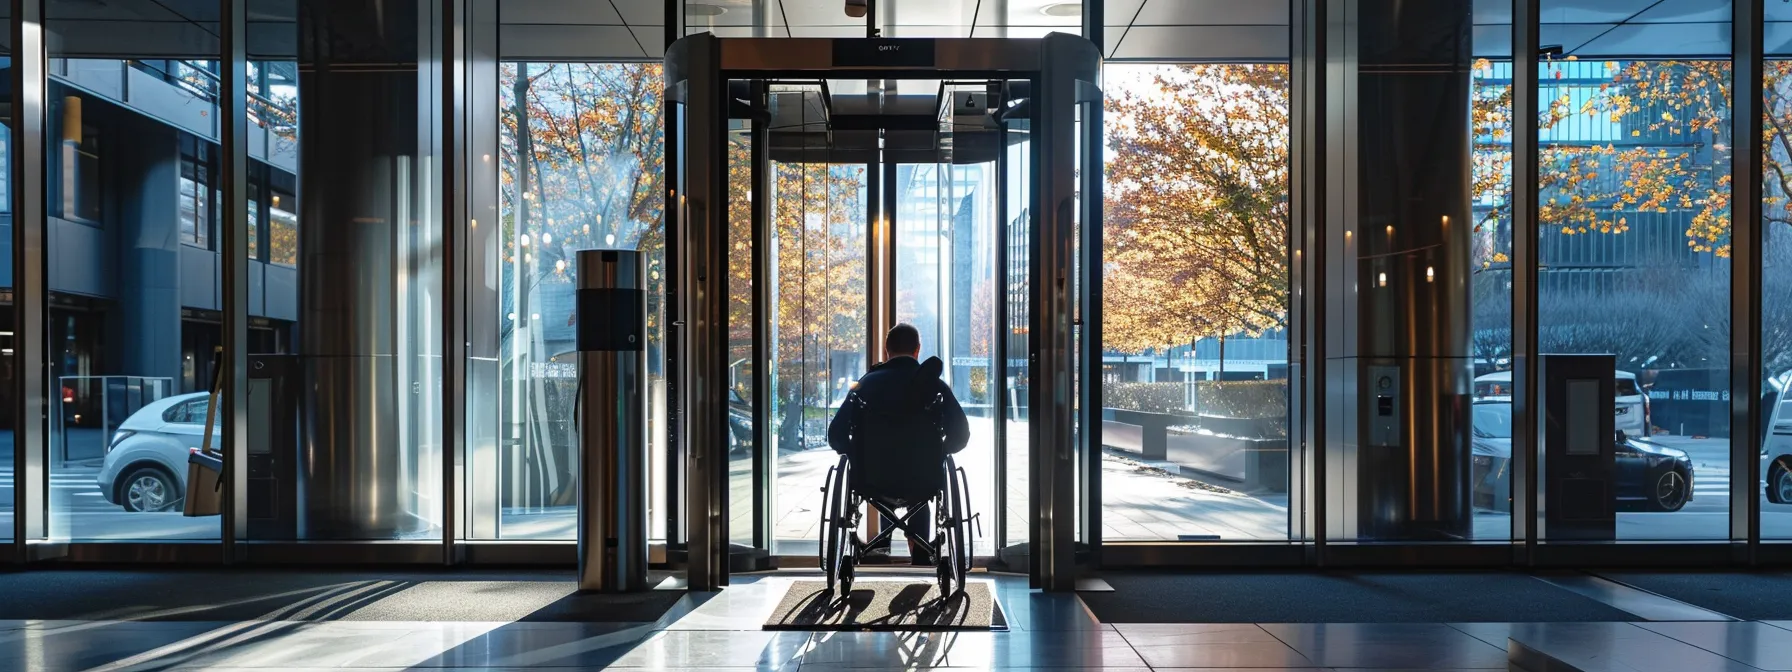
[687,3,727,17]
[1040,2,1082,18]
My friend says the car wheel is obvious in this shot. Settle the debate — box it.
[1650,469,1690,512]
[1770,462,1792,505]
[120,467,180,513]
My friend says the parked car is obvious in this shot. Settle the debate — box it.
[1760,378,1792,505]
[1473,369,1650,437]
[1470,400,1512,511]
[1470,399,1692,513]
[96,392,217,512]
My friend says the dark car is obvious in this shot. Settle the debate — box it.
[1471,400,1693,513]
[1616,431,1694,512]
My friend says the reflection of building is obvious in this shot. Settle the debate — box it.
[1473,61,1727,297]
[3,59,300,461]
[1472,60,1730,436]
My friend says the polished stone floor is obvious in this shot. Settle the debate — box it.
[2,571,1790,671]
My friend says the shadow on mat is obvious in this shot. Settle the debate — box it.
[768,581,988,630]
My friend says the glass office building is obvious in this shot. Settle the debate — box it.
[0,0,1785,584]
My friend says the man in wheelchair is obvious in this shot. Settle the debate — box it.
[826,324,972,570]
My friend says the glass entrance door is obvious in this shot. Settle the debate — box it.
[724,77,1028,563]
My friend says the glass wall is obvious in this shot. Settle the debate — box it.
[1002,123,1030,548]
[764,82,868,552]
[44,0,222,540]
[1468,52,1515,540]
[1099,63,1292,541]
[1530,29,1733,539]
[1764,56,1792,540]
[0,2,12,542]
[893,152,999,555]
[490,62,666,539]
[239,0,440,542]
[727,119,754,548]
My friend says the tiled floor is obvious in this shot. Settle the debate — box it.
[3,573,1792,671]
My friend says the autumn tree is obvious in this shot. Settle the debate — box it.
[1103,64,1290,360]
[722,109,869,453]
[499,62,665,506]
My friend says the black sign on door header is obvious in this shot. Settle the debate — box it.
[832,38,937,67]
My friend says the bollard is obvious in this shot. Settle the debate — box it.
[576,249,648,592]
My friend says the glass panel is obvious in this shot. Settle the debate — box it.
[728,115,755,548]
[242,3,439,541]
[1100,64,1293,541]
[1764,59,1792,539]
[768,84,868,552]
[47,0,220,540]
[1326,1,1489,542]
[0,3,13,541]
[488,62,666,539]
[893,108,1001,556]
[1469,54,1516,540]
[1002,109,1031,548]
[1534,1,1732,540]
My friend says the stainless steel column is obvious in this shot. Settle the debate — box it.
[1033,33,1102,591]
[297,0,422,539]
[1324,0,1475,541]
[666,33,730,590]
[577,249,648,593]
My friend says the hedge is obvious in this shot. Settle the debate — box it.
[1104,382,1186,414]
[1195,380,1288,420]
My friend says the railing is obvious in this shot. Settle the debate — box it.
[123,58,298,139]
[52,375,175,464]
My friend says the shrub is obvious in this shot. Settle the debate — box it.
[1195,380,1288,420]
[1104,382,1186,414]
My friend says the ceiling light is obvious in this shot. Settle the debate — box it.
[687,3,726,17]
[1040,2,1082,18]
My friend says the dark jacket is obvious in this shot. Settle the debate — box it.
[827,355,972,458]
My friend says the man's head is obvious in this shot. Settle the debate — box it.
[885,323,921,360]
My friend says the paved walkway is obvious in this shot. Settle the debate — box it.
[737,418,1290,551]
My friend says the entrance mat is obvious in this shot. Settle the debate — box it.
[1080,571,1640,623]
[1597,571,1792,620]
[764,580,1003,631]
[0,569,685,622]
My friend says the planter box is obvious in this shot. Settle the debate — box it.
[1100,408,1198,460]
[1165,431,1290,494]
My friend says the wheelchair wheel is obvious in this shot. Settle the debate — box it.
[823,457,854,594]
[938,457,973,595]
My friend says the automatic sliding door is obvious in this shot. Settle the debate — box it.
[762,83,869,553]
[893,157,1000,558]
[1001,110,1033,555]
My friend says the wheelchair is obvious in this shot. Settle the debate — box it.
[818,452,979,596]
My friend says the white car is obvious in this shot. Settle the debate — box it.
[1473,369,1649,437]
[1762,378,1792,505]
[95,392,218,512]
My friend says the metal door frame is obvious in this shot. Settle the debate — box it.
[663,34,1103,591]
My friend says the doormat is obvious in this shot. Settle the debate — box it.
[763,580,1003,631]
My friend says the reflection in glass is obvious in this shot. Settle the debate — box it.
[1003,131,1030,548]
[728,123,754,548]
[1100,64,1291,541]
[769,157,867,554]
[1764,60,1792,539]
[894,156,998,557]
[491,62,666,539]
[1,39,13,540]
[44,0,223,539]
[1533,54,1733,539]
[1467,58,1516,537]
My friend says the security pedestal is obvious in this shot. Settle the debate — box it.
[577,249,648,592]
[1540,353,1617,541]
